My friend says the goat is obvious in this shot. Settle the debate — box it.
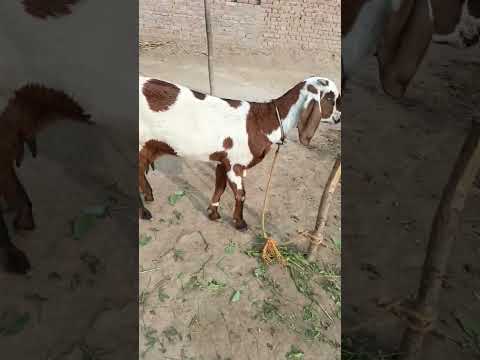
[0,84,92,273]
[138,76,342,229]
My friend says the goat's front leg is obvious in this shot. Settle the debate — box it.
[0,211,31,274]
[227,169,247,231]
[207,163,228,221]
[139,152,154,202]
[3,166,35,230]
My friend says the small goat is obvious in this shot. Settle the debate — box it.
[138,76,341,229]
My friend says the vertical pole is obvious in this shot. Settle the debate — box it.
[203,0,215,95]
[398,121,480,359]
[307,157,341,261]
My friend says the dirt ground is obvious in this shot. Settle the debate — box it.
[343,44,480,359]
[139,45,341,360]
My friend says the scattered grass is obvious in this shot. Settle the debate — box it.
[173,249,185,262]
[139,234,152,247]
[245,242,341,319]
[286,345,304,359]
[454,312,480,355]
[157,288,170,303]
[224,240,236,255]
[163,326,182,343]
[0,310,30,336]
[342,336,402,360]
[141,325,164,358]
[206,279,227,292]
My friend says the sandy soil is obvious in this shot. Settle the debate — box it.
[343,44,480,359]
[139,46,342,360]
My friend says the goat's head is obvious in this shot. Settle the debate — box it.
[297,77,341,146]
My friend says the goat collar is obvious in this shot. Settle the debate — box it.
[272,101,286,145]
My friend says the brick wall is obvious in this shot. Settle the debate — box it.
[140,0,340,56]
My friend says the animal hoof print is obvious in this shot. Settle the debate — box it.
[139,207,152,220]
[234,220,248,231]
[6,248,31,274]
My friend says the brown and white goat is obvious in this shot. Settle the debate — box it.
[138,76,342,229]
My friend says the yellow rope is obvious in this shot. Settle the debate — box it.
[260,144,286,265]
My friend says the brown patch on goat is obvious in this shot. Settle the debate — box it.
[245,103,275,169]
[320,91,335,118]
[222,98,242,108]
[192,90,206,100]
[223,137,234,149]
[307,84,318,94]
[22,0,81,19]
[142,79,179,112]
[274,81,305,121]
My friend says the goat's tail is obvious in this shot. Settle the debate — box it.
[4,84,93,165]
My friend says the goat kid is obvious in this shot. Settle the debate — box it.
[0,84,92,273]
[138,76,341,229]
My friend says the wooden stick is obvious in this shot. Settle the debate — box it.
[398,121,480,360]
[307,157,341,261]
[203,0,215,95]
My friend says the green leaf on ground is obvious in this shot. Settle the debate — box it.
[207,279,226,292]
[72,214,96,240]
[0,311,30,336]
[139,234,152,247]
[230,290,241,303]
[158,289,170,303]
[286,345,304,359]
[168,190,186,205]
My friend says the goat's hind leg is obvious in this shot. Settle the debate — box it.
[207,163,228,221]
[0,212,31,274]
[138,192,152,220]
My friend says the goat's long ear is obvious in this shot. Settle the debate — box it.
[298,99,321,145]
[376,0,433,98]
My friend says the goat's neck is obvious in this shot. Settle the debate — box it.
[266,82,307,143]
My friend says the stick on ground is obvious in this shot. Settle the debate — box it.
[398,120,480,360]
[307,156,341,261]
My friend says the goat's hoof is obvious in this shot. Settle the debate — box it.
[233,219,248,231]
[13,208,35,230]
[144,194,154,202]
[207,208,221,221]
[139,207,152,220]
[6,248,31,274]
